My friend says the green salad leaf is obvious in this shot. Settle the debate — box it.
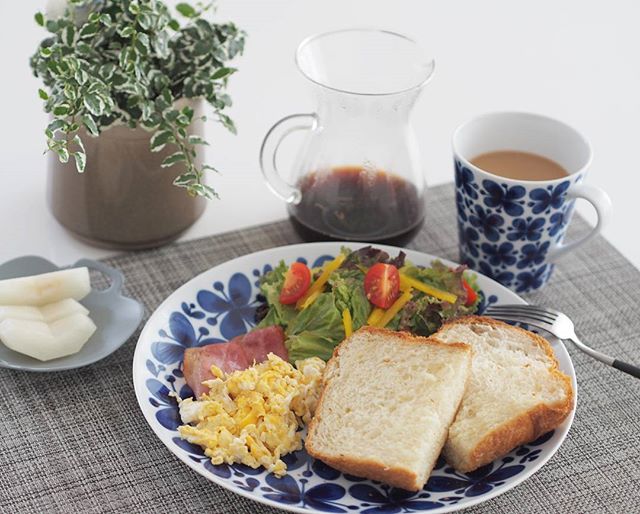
[285,293,345,362]
[255,248,482,363]
[329,268,371,330]
[256,261,297,328]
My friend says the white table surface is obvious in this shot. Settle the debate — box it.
[1,0,638,269]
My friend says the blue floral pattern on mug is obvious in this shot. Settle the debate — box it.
[455,158,580,293]
[481,179,526,216]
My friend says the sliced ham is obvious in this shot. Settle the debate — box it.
[183,326,288,398]
[240,325,288,364]
[183,340,251,399]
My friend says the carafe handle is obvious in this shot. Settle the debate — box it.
[260,113,318,204]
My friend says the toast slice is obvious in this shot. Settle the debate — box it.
[305,326,472,491]
[434,316,574,472]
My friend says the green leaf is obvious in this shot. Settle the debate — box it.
[34,12,44,27]
[150,130,174,152]
[173,172,199,187]
[138,13,153,31]
[73,151,87,173]
[219,114,237,135]
[128,1,141,15]
[99,14,112,27]
[45,19,59,33]
[76,41,92,55]
[83,94,105,116]
[45,119,66,138]
[162,88,173,105]
[118,26,135,38]
[202,164,220,173]
[63,25,76,46]
[82,115,99,136]
[63,84,78,101]
[73,134,85,153]
[39,47,52,58]
[193,40,212,56]
[168,19,180,31]
[74,68,89,85]
[53,103,70,116]
[55,145,70,163]
[79,22,100,39]
[211,67,236,80]
[187,183,218,200]
[38,88,49,100]
[187,135,208,146]
[135,33,150,54]
[176,3,197,18]
[161,151,187,167]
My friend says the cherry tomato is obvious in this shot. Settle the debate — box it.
[279,262,312,305]
[364,263,400,309]
[462,279,477,306]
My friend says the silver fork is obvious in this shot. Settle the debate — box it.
[484,304,640,380]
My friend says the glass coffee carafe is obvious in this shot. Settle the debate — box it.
[260,29,435,245]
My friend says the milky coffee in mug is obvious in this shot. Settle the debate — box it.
[452,112,612,293]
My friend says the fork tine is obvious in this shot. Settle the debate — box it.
[484,308,556,324]
[485,304,559,319]
[486,313,554,329]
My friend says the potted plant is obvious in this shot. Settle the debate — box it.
[31,0,245,249]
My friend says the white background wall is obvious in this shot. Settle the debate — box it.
[1,0,638,268]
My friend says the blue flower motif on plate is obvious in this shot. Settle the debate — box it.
[138,249,570,513]
[469,205,504,242]
[506,217,546,242]
[426,459,524,498]
[528,181,570,214]
[151,311,225,365]
[197,273,260,340]
[350,484,443,513]
[481,180,526,216]
[455,160,479,199]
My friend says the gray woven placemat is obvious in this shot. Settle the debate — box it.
[1,183,639,514]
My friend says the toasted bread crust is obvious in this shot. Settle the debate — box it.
[304,448,423,491]
[305,327,472,491]
[437,315,574,472]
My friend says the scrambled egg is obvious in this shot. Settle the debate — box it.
[177,354,325,476]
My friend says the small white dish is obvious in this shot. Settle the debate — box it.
[0,256,144,372]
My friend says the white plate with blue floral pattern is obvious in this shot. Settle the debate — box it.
[132,242,576,514]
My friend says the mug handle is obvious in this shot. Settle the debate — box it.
[259,113,318,204]
[548,184,612,261]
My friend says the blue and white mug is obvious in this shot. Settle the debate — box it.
[452,112,612,293]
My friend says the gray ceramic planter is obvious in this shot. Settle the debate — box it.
[46,100,206,250]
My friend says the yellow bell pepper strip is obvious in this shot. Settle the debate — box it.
[376,288,414,328]
[296,253,346,309]
[367,307,385,326]
[399,274,457,304]
[342,308,353,338]
[299,289,322,310]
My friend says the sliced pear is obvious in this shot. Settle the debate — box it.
[40,298,89,322]
[0,312,96,361]
[0,298,89,324]
[0,267,90,306]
